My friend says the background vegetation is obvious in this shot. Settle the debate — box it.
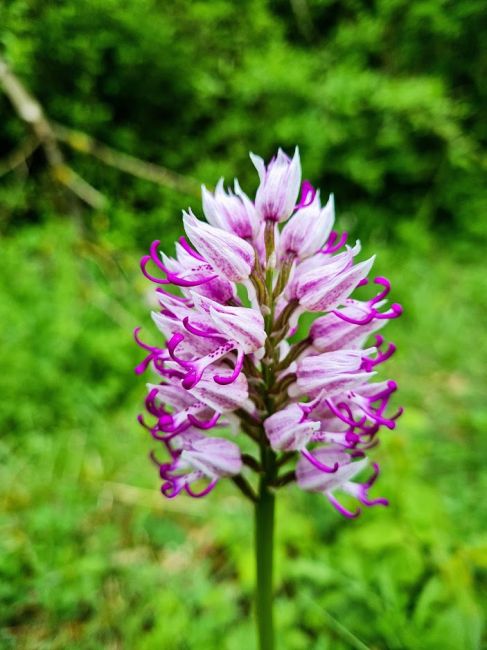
[0,1,486,648]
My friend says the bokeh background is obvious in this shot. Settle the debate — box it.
[1,1,486,648]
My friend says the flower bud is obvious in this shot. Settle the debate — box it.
[250,147,301,223]
[191,293,267,354]
[280,192,334,260]
[310,306,385,352]
[296,451,388,518]
[202,178,259,240]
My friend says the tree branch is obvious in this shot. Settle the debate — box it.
[52,123,200,197]
[0,56,106,209]
[0,56,200,209]
[0,136,40,177]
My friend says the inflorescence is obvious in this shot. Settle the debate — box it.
[134,148,403,518]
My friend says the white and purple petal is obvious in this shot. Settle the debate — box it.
[251,148,301,223]
[183,209,255,282]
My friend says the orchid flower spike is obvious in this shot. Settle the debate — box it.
[135,148,402,518]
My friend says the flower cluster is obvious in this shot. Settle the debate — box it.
[135,148,402,518]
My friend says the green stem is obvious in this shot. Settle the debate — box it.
[254,471,275,650]
[255,449,275,650]
[253,220,279,650]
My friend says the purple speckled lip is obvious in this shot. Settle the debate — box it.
[134,148,402,517]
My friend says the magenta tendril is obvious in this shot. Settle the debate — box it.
[185,479,218,498]
[295,180,316,209]
[182,316,223,339]
[187,412,221,429]
[300,449,339,474]
[328,494,361,519]
[214,348,244,385]
[178,236,206,261]
[322,231,348,254]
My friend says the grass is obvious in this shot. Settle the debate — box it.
[0,218,486,649]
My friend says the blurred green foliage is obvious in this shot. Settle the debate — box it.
[1,0,486,240]
[0,0,486,648]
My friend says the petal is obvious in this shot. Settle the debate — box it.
[181,436,243,478]
[183,210,254,282]
[253,147,302,222]
[209,306,266,353]
[280,191,335,259]
[188,371,250,412]
[249,152,266,183]
[296,449,367,493]
[298,256,375,312]
[310,311,386,352]
[264,404,320,451]
[191,293,266,353]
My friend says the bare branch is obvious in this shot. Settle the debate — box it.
[0,56,106,209]
[52,163,106,209]
[0,136,40,177]
[53,123,200,197]
[0,57,200,208]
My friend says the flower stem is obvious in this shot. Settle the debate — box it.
[254,450,276,650]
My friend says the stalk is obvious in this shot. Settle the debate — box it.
[254,219,278,650]
[254,451,276,650]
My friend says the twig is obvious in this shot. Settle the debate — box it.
[52,163,107,209]
[0,136,40,177]
[0,56,106,209]
[53,123,200,197]
[0,58,199,208]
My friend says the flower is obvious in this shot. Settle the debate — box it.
[135,148,402,516]
[182,209,255,282]
[202,178,259,240]
[279,191,335,260]
[251,148,301,223]
[152,429,243,498]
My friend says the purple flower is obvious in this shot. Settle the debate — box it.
[294,254,376,313]
[279,191,334,260]
[135,148,402,516]
[153,428,243,498]
[289,348,376,399]
[202,178,259,240]
[296,450,388,518]
[251,148,301,223]
[264,403,321,452]
[183,209,255,282]
[309,303,386,352]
